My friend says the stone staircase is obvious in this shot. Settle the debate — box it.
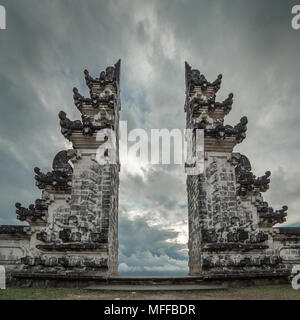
[85,276,227,291]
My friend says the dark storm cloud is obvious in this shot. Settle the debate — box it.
[118,215,188,275]
[0,0,299,273]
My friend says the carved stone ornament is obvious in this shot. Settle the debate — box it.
[15,199,48,223]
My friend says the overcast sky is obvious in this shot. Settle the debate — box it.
[0,0,299,275]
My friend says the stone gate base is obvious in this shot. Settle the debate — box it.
[10,273,291,289]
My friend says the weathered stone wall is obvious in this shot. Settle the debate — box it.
[187,175,202,274]
[0,226,30,277]
[18,156,114,276]
[106,164,119,275]
[272,228,300,266]
[187,152,277,278]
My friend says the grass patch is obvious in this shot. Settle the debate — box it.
[0,288,87,300]
[190,285,300,300]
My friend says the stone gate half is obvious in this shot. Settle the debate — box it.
[185,62,300,280]
[2,61,121,281]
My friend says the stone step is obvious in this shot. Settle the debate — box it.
[103,276,205,285]
[86,284,227,292]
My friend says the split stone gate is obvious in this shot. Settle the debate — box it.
[0,60,300,285]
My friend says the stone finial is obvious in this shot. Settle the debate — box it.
[258,202,288,226]
[73,87,85,111]
[84,59,121,90]
[33,150,73,191]
[73,87,116,112]
[201,116,248,142]
[233,154,272,196]
[254,171,271,192]
[59,111,114,140]
[191,92,234,115]
[52,150,73,173]
[15,199,47,223]
[185,61,223,93]
[59,111,83,139]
